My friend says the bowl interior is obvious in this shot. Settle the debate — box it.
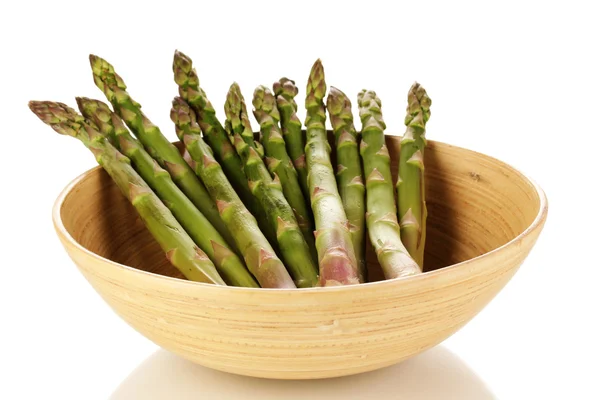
[58,138,543,282]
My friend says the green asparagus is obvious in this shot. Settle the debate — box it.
[171,97,296,289]
[273,78,309,199]
[397,83,431,269]
[77,97,256,287]
[357,90,420,279]
[326,87,366,282]
[88,55,233,250]
[171,51,275,242]
[252,85,316,260]
[305,60,359,286]
[225,83,318,288]
[30,101,224,285]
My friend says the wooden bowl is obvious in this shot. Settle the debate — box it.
[53,138,547,379]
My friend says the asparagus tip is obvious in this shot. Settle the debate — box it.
[172,96,187,107]
[89,54,107,72]
[273,77,299,98]
[227,82,244,106]
[29,100,80,134]
[28,100,39,113]
[173,49,192,71]
[173,49,189,60]
[74,96,85,109]
[329,85,341,94]
[306,59,326,107]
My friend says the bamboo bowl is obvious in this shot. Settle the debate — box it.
[53,137,547,379]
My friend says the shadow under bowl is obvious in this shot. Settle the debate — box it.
[53,138,547,379]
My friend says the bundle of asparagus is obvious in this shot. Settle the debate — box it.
[30,53,431,289]
[224,84,318,288]
[30,101,225,285]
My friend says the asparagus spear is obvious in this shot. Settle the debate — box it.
[172,51,247,195]
[397,83,431,269]
[77,97,256,287]
[224,84,318,287]
[357,90,420,279]
[30,101,224,285]
[171,51,274,239]
[77,98,118,148]
[171,97,296,289]
[326,87,367,282]
[252,85,316,259]
[88,55,233,248]
[305,60,359,286]
[273,78,309,199]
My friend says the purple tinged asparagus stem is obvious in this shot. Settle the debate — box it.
[304,59,360,286]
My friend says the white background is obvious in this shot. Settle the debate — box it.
[1,1,598,399]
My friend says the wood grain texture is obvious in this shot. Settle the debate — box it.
[53,138,547,379]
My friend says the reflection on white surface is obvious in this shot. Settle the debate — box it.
[111,346,496,400]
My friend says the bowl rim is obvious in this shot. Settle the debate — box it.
[53,139,548,294]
